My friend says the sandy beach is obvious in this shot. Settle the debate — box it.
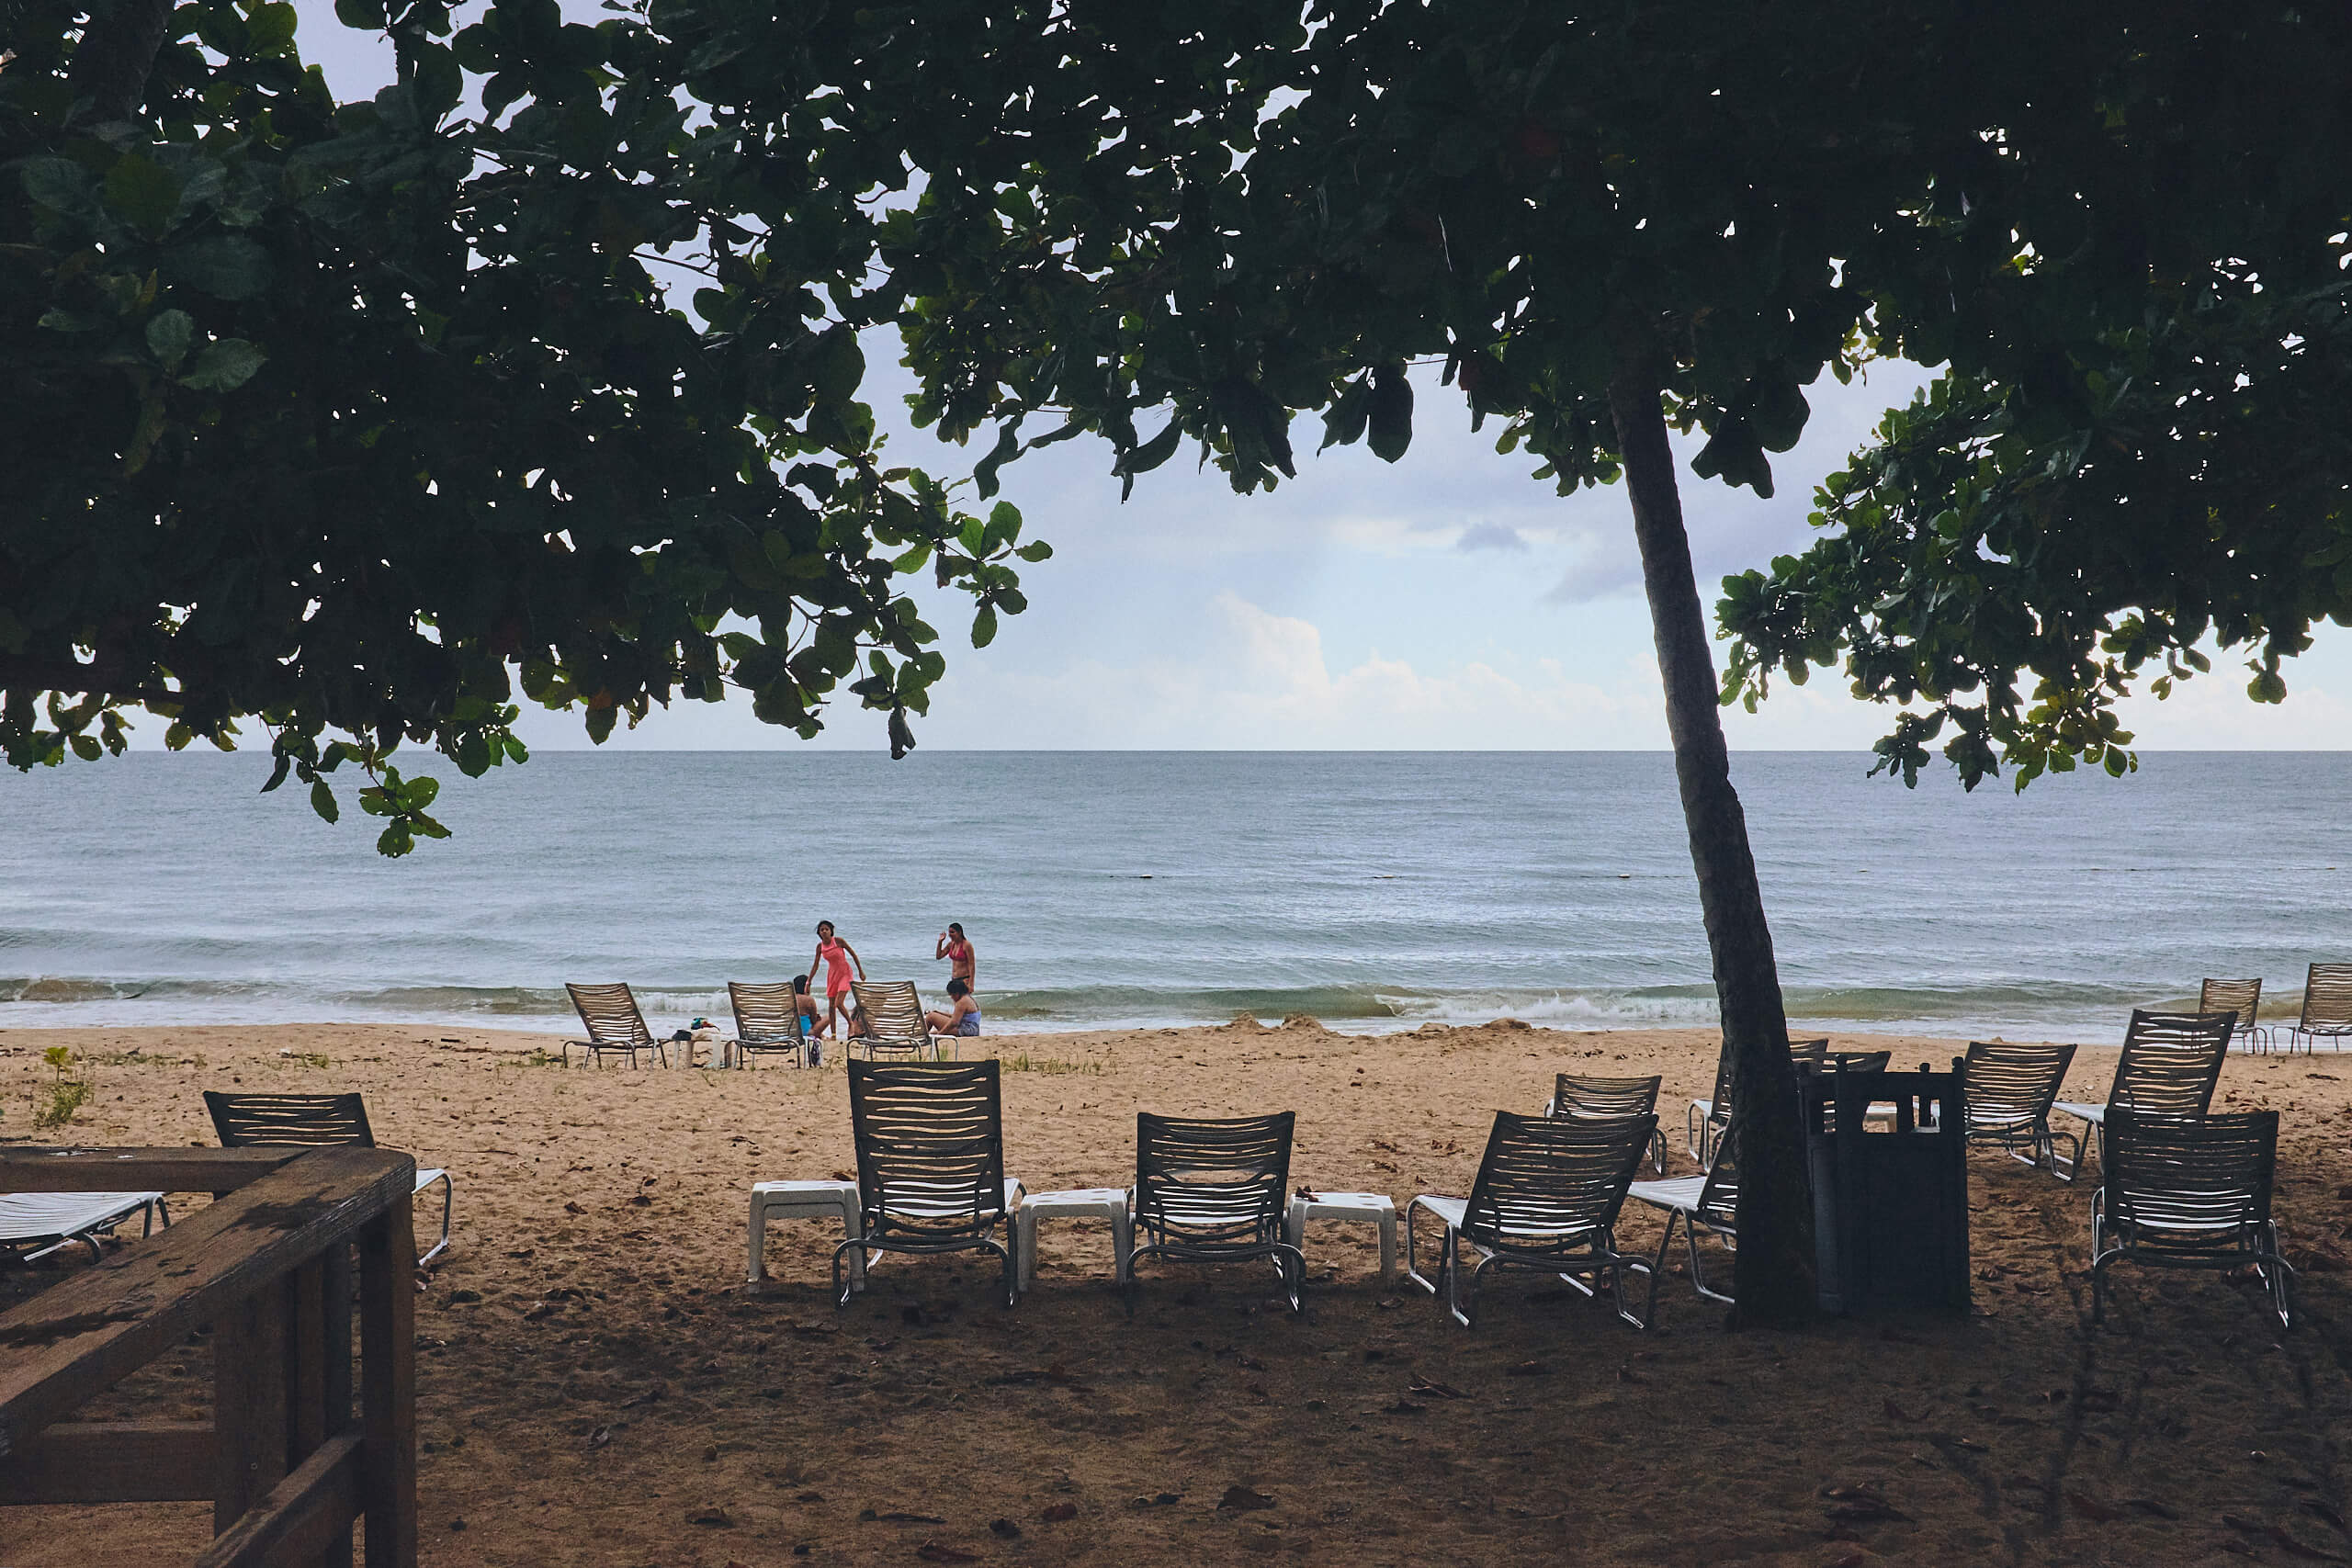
[3,1017,2346,1566]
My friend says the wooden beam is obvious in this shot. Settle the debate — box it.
[0,1147,300,1194]
[193,1430,362,1568]
[358,1199,416,1568]
[0,1146,414,1458]
[215,1275,292,1533]
[0,1420,213,1503]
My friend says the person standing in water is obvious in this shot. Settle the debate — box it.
[809,920,865,1040]
[935,922,977,995]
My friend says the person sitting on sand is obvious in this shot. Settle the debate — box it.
[791,975,822,1035]
[936,922,977,994]
[808,920,865,1041]
[925,977,982,1039]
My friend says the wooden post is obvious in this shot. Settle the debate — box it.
[357,1197,416,1568]
[213,1280,291,1533]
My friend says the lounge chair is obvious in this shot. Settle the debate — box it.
[839,1059,1023,1306]
[1407,1110,1657,1328]
[205,1091,456,1265]
[2051,1010,2233,1179]
[563,982,669,1067]
[2092,1108,2292,1328]
[1128,1111,1303,1316]
[1628,1115,1740,1309]
[0,1190,167,1263]
[2289,964,2352,1054]
[1959,1040,2081,1178]
[1548,1073,1668,1174]
[1689,1038,1826,1166]
[728,981,817,1067]
[851,981,941,1061]
[2200,977,2270,1054]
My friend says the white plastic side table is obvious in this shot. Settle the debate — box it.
[1015,1187,1133,1290]
[1285,1190,1396,1285]
[748,1179,864,1293]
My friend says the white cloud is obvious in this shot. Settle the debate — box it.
[906,593,1671,749]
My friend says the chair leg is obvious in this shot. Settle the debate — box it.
[1648,1210,1682,1313]
[1405,1204,1443,1296]
[831,1237,864,1308]
[1688,1220,1735,1306]
[416,1174,454,1267]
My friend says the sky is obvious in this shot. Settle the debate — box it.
[280,5,2352,758]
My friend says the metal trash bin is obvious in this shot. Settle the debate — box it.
[1804,1063,1971,1315]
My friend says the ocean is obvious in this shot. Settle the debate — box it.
[2,751,2346,1043]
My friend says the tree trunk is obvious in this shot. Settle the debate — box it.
[1606,339,1816,1329]
[68,0,177,121]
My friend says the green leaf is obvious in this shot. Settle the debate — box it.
[1014,540,1053,562]
[70,734,102,761]
[248,2,298,52]
[102,154,180,234]
[1367,365,1413,463]
[145,309,195,372]
[17,157,93,213]
[179,338,267,391]
[1112,419,1183,501]
[310,779,339,822]
[971,603,998,648]
[164,236,274,300]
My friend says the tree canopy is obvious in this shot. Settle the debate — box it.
[3,0,1046,852]
[1722,9,2352,790]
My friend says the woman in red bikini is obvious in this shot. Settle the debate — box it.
[808,920,866,1041]
[935,922,977,995]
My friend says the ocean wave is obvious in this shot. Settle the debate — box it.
[0,972,2309,1043]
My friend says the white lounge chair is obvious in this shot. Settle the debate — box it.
[2052,1010,2233,1178]
[0,1190,167,1262]
[1629,1117,1741,1309]
[2289,964,2352,1054]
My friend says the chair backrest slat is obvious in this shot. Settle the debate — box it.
[728,981,805,1043]
[1550,1074,1662,1121]
[567,982,655,1047]
[2303,964,2352,1030]
[2199,978,2263,1036]
[206,1091,376,1148]
[1961,1041,2076,1123]
[1460,1110,1653,1247]
[2107,1107,2278,1238]
[2110,1009,2233,1118]
[1694,1116,1741,1228]
[1135,1112,1295,1240]
[847,1060,1007,1231]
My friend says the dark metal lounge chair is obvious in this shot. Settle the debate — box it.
[852,981,942,1061]
[1127,1111,1303,1315]
[205,1090,454,1265]
[2092,1108,2292,1328]
[564,981,669,1067]
[728,981,816,1067]
[0,1190,167,1263]
[2200,977,2270,1054]
[1549,1073,1667,1174]
[1959,1040,2081,1178]
[2052,1010,2233,1179]
[1407,1110,1657,1328]
[1628,1114,1741,1310]
[1689,1039,1826,1167]
[839,1059,1023,1306]
[2289,964,2352,1054]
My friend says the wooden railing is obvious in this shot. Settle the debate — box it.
[0,1145,418,1567]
